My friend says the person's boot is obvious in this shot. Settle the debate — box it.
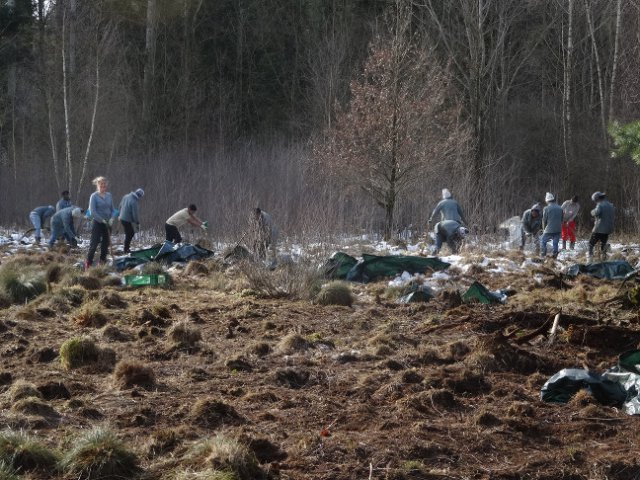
[570,242,575,250]
[552,252,558,259]
[587,246,594,263]
[562,240,567,250]
[35,237,41,245]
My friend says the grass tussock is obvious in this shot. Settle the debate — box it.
[168,321,202,350]
[173,469,238,480]
[5,380,41,402]
[72,301,109,328]
[59,337,100,370]
[0,292,10,309]
[0,462,19,480]
[60,427,139,480]
[47,286,86,311]
[315,281,354,307]
[0,430,59,472]
[11,397,58,417]
[99,291,127,309]
[184,261,209,276]
[239,260,322,300]
[189,399,243,429]
[185,435,260,480]
[0,264,46,304]
[141,262,166,276]
[276,333,310,354]
[64,273,103,291]
[113,360,156,390]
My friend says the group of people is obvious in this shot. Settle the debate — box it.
[520,191,615,260]
[29,176,280,269]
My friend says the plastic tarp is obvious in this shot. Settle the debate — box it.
[541,350,640,415]
[114,242,213,271]
[345,254,450,283]
[324,252,358,280]
[398,284,435,303]
[462,281,504,304]
[564,260,635,280]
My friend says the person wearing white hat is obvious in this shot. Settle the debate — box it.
[540,192,563,258]
[119,188,144,254]
[588,191,615,262]
[428,188,465,228]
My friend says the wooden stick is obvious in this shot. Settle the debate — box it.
[547,312,561,346]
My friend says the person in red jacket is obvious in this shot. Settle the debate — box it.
[560,195,580,250]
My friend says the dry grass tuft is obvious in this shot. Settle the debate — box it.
[6,380,42,402]
[567,389,596,408]
[473,409,502,428]
[59,336,112,370]
[185,435,260,480]
[0,429,59,472]
[184,261,209,276]
[99,291,127,309]
[168,321,202,350]
[11,397,58,417]
[113,359,156,390]
[148,429,180,457]
[101,325,131,342]
[315,281,354,307]
[60,427,139,480]
[65,274,103,291]
[239,260,322,300]
[0,264,46,304]
[276,333,310,354]
[189,398,243,428]
[72,301,109,328]
[141,262,166,275]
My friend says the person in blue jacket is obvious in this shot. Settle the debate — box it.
[85,176,114,269]
[56,191,72,212]
[48,207,84,248]
[119,188,144,254]
[28,205,55,244]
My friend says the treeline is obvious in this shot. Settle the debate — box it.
[1,0,640,238]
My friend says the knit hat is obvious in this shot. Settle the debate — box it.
[591,191,605,201]
[545,192,555,203]
[531,203,541,211]
[71,207,84,219]
[442,188,452,199]
[134,188,144,198]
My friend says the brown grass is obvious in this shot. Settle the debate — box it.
[72,301,108,328]
[168,321,202,350]
[276,333,310,354]
[113,360,156,390]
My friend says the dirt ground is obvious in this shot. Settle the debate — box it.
[1,244,640,480]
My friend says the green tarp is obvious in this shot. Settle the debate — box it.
[398,284,435,303]
[324,252,359,279]
[565,261,636,280]
[462,281,503,304]
[344,254,450,283]
[115,242,214,271]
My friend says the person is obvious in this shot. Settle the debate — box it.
[588,191,615,262]
[28,205,55,244]
[251,207,279,262]
[428,188,465,225]
[165,204,206,243]
[520,203,542,252]
[119,188,144,254]
[561,195,580,250]
[433,219,467,255]
[56,191,72,212]
[540,192,563,258]
[48,207,84,248]
[86,176,114,269]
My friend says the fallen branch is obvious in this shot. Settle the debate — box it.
[547,312,562,346]
[512,316,553,344]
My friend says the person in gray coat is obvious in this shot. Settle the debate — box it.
[252,207,279,263]
[428,188,465,225]
[28,205,55,243]
[540,192,563,258]
[56,191,72,212]
[520,203,542,252]
[433,219,467,255]
[48,207,84,247]
[119,188,144,254]
[588,191,615,261]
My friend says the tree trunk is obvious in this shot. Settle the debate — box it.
[62,7,73,193]
[142,0,158,128]
[562,0,574,184]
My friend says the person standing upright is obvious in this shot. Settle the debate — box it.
[561,195,580,250]
[86,176,114,269]
[119,188,144,254]
[540,192,563,258]
[588,191,615,262]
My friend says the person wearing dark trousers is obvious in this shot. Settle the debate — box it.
[165,204,206,243]
[588,191,615,262]
[85,176,114,270]
[119,188,144,253]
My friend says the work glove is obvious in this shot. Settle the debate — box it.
[200,223,208,231]
[108,218,115,227]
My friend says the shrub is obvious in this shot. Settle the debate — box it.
[168,321,201,350]
[0,265,46,304]
[59,337,100,370]
[0,430,58,472]
[239,260,322,300]
[60,427,139,480]
[186,435,260,480]
[315,281,354,307]
[113,360,155,390]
